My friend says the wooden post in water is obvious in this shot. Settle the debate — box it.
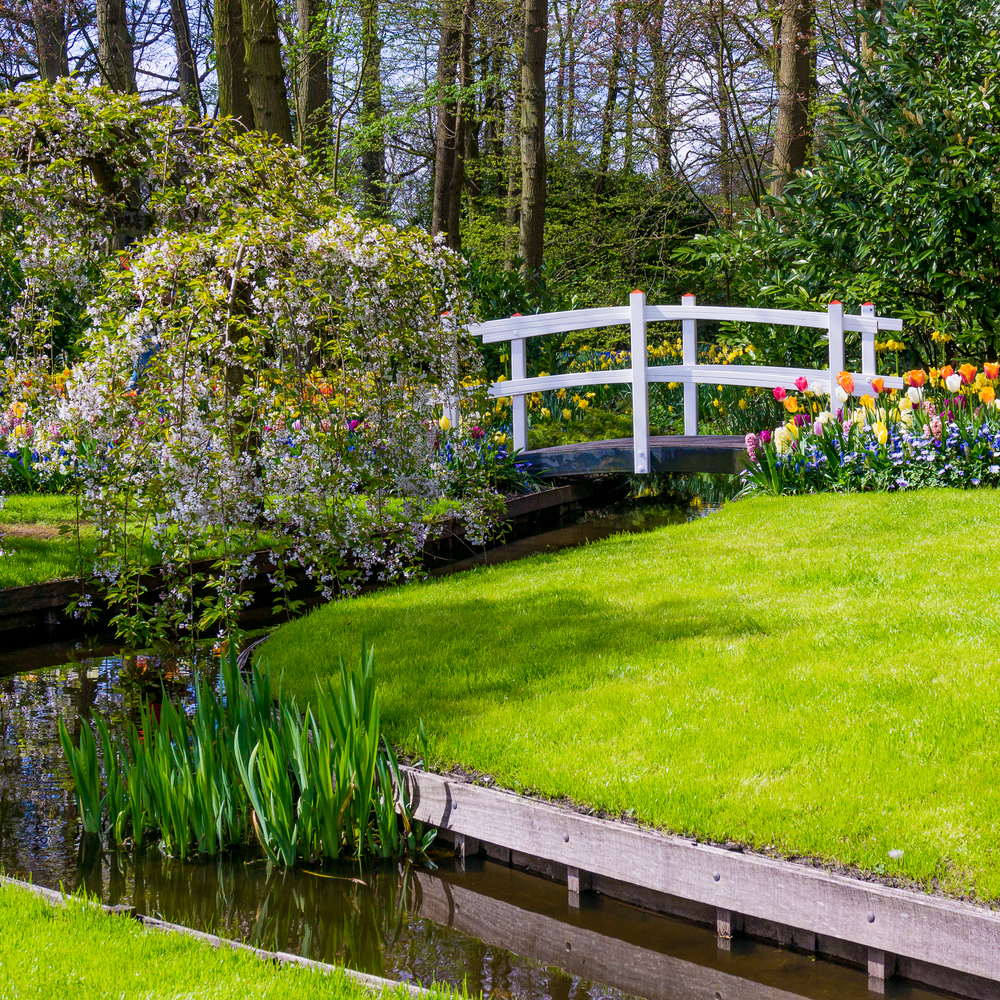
[828,300,846,412]
[630,290,649,473]
[682,293,698,436]
[510,313,528,453]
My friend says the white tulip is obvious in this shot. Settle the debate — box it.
[818,410,832,425]
[945,373,962,392]
[834,385,849,404]
[808,380,826,396]
[907,387,923,404]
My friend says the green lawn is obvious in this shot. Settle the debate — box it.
[262,489,1000,901]
[0,883,419,1000]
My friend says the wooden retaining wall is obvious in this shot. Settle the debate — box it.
[402,767,1000,999]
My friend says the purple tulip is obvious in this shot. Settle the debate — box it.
[760,428,772,444]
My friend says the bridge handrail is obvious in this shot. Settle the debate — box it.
[461,292,905,474]
[471,303,902,344]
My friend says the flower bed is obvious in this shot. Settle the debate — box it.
[744,364,1000,493]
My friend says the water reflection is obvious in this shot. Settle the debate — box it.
[0,652,945,1000]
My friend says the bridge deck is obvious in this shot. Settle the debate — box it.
[519,435,748,476]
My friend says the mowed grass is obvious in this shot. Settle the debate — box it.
[0,495,94,589]
[0,884,420,1000]
[263,489,1000,901]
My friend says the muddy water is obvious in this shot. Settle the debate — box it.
[0,651,947,1000]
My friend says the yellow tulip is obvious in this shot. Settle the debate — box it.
[562,408,572,421]
[438,415,451,431]
[11,401,26,418]
[541,407,551,419]
[873,420,888,445]
[493,432,507,445]
[859,394,874,409]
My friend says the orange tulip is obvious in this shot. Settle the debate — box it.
[981,387,996,405]
[836,371,855,394]
[985,362,1000,380]
[959,363,977,385]
[871,377,884,394]
[904,369,927,387]
[783,395,799,413]
[939,365,955,380]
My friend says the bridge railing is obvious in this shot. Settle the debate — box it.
[466,292,904,474]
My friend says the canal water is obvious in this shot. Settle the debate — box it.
[0,648,947,1000]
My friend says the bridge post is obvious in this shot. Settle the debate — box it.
[861,302,876,376]
[682,293,698,435]
[630,290,650,473]
[510,315,528,453]
[828,301,846,413]
[441,311,461,430]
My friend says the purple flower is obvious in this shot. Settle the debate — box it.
[760,428,772,444]
[348,419,360,432]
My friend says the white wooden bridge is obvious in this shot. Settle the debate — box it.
[460,292,904,476]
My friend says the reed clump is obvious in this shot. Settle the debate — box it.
[58,645,432,865]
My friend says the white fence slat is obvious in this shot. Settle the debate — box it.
[474,307,630,344]
[681,294,698,436]
[646,365,904,393]
[828,301,846,412]
[646,304,829,329]
[861,303,877,376]
[487,369,633,397]
[630,291,650,473]
[845,314,903,333]
[510,321,528,452]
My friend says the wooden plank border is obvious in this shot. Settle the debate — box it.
[402,767,1000,988]
[0,874,429,997]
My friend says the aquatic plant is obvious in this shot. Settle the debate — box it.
[57,645,432,865]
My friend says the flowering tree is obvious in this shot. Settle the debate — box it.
[0,81,504,642]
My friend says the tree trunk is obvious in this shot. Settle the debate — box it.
[595,0,624,195]
[713,0,732,206]
[170,0,201,115]
[565,0,575,147]
[242,0,294,143]
[33,0,68,83]
[643,0,671,180]
[553,1,565,153]
[769,0,813,198]
[502,49,522,269]
[518,0,547,276]
[431,0,461,242]
[623,26,637,173]
[447,0,474,247]
[215,0,254,125]
[96,0,136,93]
[360,0,386,212]
[296,0,330,155]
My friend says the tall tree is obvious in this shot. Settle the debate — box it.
[32,0,68,82]
[169,0,201,115]
[296,0,330,155]
[446,0,474,244]
[643,0,672,179]
[518,0,546,273]
[242,0,294,142]
[215,0,254,125]
[770,0,813,197]
[431,0,461,242]
[595,0,625,194]
[96,0,135,92]
[360,0,386,210]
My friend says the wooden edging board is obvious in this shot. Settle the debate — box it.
[401,767,1000,992]
[0,874,428,997]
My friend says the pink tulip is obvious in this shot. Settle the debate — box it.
[812,419,824,436]
[760,428,772,444]
[773,386,787,401]
[795,376,809,392]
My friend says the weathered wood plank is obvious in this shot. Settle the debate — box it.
[402,768,1000,984]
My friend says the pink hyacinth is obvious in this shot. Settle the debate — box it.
[745,432,758,462]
